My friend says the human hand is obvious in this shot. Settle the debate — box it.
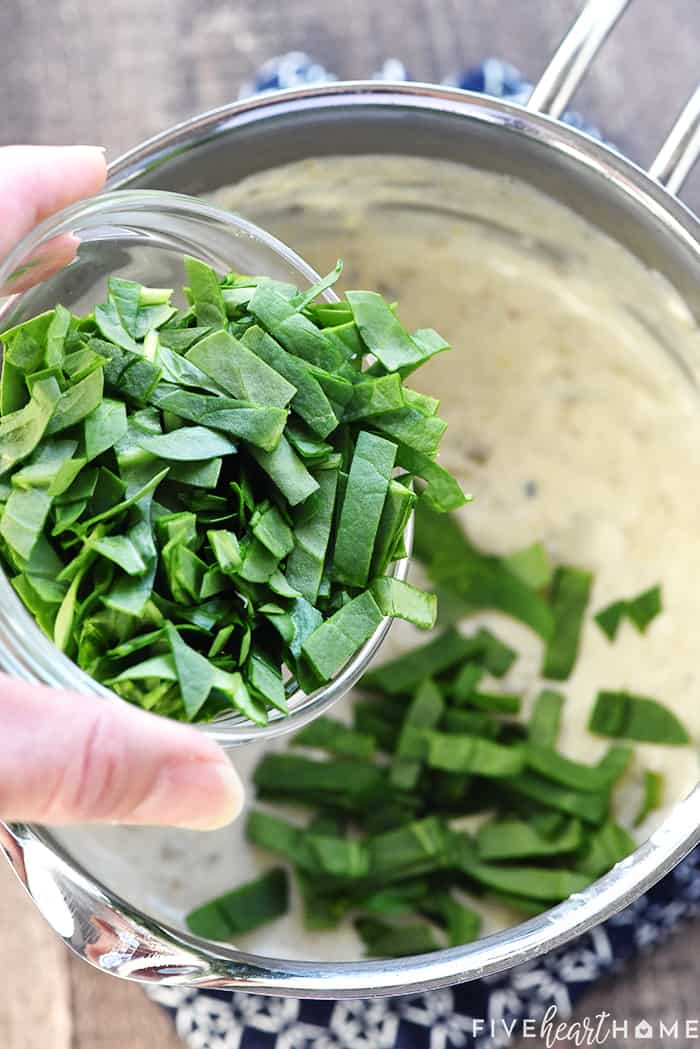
[0,147,243,829]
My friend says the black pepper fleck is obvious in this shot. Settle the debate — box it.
[159,843,185,862]
[524,480,538,498]
[467,444,490,465]
[376,280,399,299]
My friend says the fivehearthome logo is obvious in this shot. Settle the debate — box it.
[470,1005,700,1044]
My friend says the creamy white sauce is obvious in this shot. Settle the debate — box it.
[57,156,700,961]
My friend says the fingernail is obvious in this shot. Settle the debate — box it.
[129,758,244,830]
[72,145,108,159]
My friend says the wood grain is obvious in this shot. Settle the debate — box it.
[0,862,181,1049]
[0,862,71,1049]
[0,0,698,212]
[0,2,699,1046]
[67,953,182,1049]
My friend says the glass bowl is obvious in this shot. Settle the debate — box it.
[0,190,409,746]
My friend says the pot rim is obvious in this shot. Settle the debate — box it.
[108,79,700,268]
[11,80,700,997]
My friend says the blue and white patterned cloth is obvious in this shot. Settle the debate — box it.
[149,57,697,1048]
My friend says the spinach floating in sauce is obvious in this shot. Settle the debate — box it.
[186,512,684,954]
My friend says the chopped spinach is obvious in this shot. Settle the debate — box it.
[0,258,465,723]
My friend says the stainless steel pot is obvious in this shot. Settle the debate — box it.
[3,0,700,999]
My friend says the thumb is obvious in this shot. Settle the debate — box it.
[0,675,243,829]
[0,145,107,258]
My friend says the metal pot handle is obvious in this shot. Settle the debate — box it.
[649,86,700,194]
[526,0,631,119]
[527,0,700,195]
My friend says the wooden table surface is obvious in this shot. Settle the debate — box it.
[1,2,700,1047]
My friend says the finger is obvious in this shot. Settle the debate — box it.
[0,146,107,259]
[0,675,243,829]
[1,234,79,295]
